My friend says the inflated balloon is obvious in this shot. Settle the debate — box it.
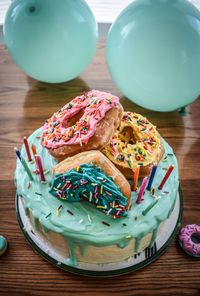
[4,0,98,83]
[106,0,200,111]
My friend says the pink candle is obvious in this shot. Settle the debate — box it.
[24,136,32,162]
[35,154,46,182]
[158,165,174,190]
[136,177,148,204]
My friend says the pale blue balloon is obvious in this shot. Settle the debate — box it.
[106,0,200,111]
[4,0,98,83]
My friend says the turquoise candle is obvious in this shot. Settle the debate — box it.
[20,157,33,181]
[142,199,159,216]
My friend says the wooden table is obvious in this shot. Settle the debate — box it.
[0,43,199,296]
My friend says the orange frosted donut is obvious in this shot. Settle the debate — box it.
[41,90,123,161]
[103,112,164,179]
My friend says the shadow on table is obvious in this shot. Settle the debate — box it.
[120,95,185,135]
[23,76,90,108]
[18,76,90,137]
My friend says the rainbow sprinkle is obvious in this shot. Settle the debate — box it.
[56,205,62,216]
[102,221,110,227]
[45,212,52,218]
[50,164,128,218]
[67,209,74,216]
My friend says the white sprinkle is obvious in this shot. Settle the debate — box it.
[44,169,50,175]
[107,208,112,215]
[41,181,47,184]
[79,219,83,223]
[112,201,115,208]
[79,134,82,147]
[89,192,92,202]
[88,214,92,223]
[154,196,161,200]
[161,191,169,196]
[114,153,119,159]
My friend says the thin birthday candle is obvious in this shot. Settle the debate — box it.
[24,136,32,162]
[31,144,37,159]
[20,157,33,181]
[14,147,21,160]
[35,154,46,182]
[132,166,140,191]
[146,165,157,191]
[158,165,174,190]
[136,176,148,204]
[142,199,159,216]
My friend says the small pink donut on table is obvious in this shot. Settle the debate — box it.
[41,90,123,161]
[179,224,200,257]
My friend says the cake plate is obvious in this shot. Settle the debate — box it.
[15,187,183,277]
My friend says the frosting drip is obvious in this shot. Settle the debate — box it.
[50,164,128,217]
[15,128,179,266]
[41,90,120,149]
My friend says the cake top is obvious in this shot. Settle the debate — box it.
[15,127,179,266]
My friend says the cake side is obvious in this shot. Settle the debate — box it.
[25,204,165,265]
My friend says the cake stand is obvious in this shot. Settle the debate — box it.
[15,187,183,277]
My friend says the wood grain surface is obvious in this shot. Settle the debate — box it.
[0,43,199,296]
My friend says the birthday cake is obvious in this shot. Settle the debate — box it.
[15,90,179,267]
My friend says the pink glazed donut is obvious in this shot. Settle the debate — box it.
[179,224,200,257]
[41,90,123,161]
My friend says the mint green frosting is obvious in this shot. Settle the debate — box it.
[15,127,179,266]
[50,163,128,217]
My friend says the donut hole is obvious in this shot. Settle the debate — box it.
[191,233,200,244]
[62,110,85,128]
[121,127,136,144]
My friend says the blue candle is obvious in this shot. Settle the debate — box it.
[14,147,33,180]
[14,147,21,160]
[146,165,157,191]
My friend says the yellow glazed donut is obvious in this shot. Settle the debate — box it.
[103,112,164,179]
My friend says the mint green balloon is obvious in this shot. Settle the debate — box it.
[106,0,200,111]
[4,0,98,83]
